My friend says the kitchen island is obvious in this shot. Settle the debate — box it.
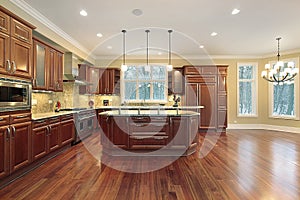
[98,107,201,156]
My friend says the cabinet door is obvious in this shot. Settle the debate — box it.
[10,18,32,44]
[0,32,10,75]
[60,119,74,146]
[185,83,198,107]
[0,125,9,179]
[10,121,32,172]
[47,49,56,90]
[98,68,106,94]
[10,37,32,79]
[199,83,217,129]
[55,51,63,92]
[32,126,47,161]
[111,117,128,148]
[0,11,10,35]
[48,122,60,152]
[170,117,188,147]
[168,68,184,94]
[89,67,99,94]
[106,69,115,94]
[33,40,47,90]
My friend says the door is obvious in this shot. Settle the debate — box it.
[0,125,9,178]
[48,122,60,152]
[33,40,47,90]
[0,32,10,75]
[55,52,63,92]
[10,121,32,172]
[106,69,115,94]
[47,49,56,90]
[10,37,32,79]
[60,119,74,146]
[89,67,99,94]
[32,126,47,161]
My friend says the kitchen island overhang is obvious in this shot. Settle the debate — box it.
[98,107,202,156]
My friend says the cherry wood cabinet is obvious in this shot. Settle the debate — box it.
[78,64,100,94]
[0,8,35,80]
[0,111,32,179]
[33,38,64,91]
[184,65,228,132]
[99,68,120,95]
[60,117,75,146]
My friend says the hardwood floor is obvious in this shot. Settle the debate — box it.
[0,129,299,200]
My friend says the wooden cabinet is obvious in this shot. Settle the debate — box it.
[60,117,74,146]
[32,116,61,161]
[99,68,120,94]
[0,111,32,179]
[0,8,35,80]
[33,38,64,91]
[184,65,228,132]
[168,68,184,94]
[78,64,100,94]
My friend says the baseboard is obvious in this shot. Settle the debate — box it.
[227,124,300,134]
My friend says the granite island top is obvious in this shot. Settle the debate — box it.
[99,110,200,116]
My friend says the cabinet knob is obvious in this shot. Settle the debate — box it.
[12,61,16,73]
[6,60,11,72]
[6,127,10,141]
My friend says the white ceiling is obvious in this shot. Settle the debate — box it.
[16,0,300,59]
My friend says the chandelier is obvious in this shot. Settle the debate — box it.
[261,37,298,84]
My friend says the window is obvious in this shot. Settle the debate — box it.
[269,58,299,119]
[121,64,167,102]
[237,63,258,116]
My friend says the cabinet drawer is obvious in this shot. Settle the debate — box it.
[61,114,73,121]
[32,119,48,128]
[10,112,31,123]
[11,18,32,44]
[130,123,168,133]
[0,10,10,35]
[130,135,168,146]
[184,66,217,75]
[184,66,200,75]
[130,116,151,123]
[186,75,216,83]
[0,115,10,126]
[48,116,60,124]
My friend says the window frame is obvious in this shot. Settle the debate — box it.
[268,57,300,120]
[237,62,258,117]
[121,64,168,104]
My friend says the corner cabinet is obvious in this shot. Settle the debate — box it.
[0,7,35,80]
[184,65,228,133]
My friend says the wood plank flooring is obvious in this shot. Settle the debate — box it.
[0,129,299,200]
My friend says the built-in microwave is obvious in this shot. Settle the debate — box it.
[0,78,32,111]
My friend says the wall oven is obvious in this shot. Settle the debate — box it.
[0,78,32,111]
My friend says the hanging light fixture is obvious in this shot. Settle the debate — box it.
[167,29,173,72]
[121,30,128,71]
[145,29,151,72]
[261,37,298,84]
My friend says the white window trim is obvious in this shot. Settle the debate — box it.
[237,62,258,117]
[268,57,300,120]
[120,64,168,104]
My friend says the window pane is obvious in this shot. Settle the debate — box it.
[239,66,253,79]
[152,66,166,80]
[273,83,294,116]
[138,66,150,80]
[239,82,253,114]
[138,82,150,100]
[124,66,137,80]
[153,82,165,100]
[125,82,137,100]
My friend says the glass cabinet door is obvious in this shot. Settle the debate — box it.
[33,39,47,90]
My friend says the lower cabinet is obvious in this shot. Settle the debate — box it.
[60,117,75,146]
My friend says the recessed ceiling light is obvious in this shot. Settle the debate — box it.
[80,9,87,16]
[132,9,143,16]
[211,32,218,36]
[199,45,204,48]
[96,33,103,38]
[107,46,112,49]
[231,8,240,15]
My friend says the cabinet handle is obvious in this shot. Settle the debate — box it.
[48,126,52,133]
[134,124,147,127]
[17,34,28,42]
[36,119,46,123]
[12,61,16,73]
[11,126,16,137]
[6,60,11,72]
[46,126,50,134]
[15,115,29,119]
[6,127,10,141]
[154,136,168,140]
[0,117,4,121]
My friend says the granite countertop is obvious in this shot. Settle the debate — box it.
[32,111,76,120]
[99,110,200,116]
[95,106,204,110]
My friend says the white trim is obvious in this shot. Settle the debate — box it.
[9,0,94,59]
[228,124,300,134]
[237,62,258,116]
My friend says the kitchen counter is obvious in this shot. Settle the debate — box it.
[99,110,200,116]
[32,111,76,120]
[95,106,203,110]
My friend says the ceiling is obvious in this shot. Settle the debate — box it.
[15,0,300,59]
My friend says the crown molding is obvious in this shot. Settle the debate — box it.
[262,48,300,59]
[9,0,95,59]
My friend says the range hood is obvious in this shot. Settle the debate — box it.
[63,52,90,85]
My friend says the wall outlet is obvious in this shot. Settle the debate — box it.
[48,100,53,104]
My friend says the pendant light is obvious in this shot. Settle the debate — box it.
[121,30,128,71]
[167,29,173,71]
[145,29,151,72]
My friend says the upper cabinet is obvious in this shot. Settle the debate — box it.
[0,7,35,80]
[99,68,120,95]
[32,38,64,91]
[168,68,184,95]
